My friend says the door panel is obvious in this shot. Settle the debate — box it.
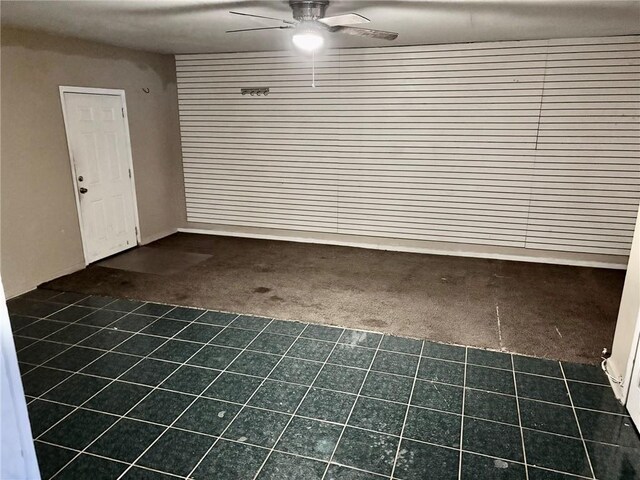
[63,92,137,263]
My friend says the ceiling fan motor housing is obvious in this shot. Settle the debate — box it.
[289,0,330,21]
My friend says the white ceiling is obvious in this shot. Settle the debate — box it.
[2,0,639,54]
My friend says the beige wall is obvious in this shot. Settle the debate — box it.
[1,27,186,298]
[608,204,640,401]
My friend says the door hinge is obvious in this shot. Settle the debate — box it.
[128,169,132,179]
[121,107,125,118]
[135,226,138,236]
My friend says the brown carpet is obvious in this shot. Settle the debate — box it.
[96,246,212,275]
[43,233,626,364]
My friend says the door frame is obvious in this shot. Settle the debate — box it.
[59,86,141,265]
[627,311,640,427]
[0,274,40,479]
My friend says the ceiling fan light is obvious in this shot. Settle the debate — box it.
[292,31,324,52]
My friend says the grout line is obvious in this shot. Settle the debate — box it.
[24,324,148,400]
[115,314,272,480]
[560,362,596,479]
[45,294,91,309]
[13,302,614,388]
[39,388,489,456]
[32,389,627,451]
[35,439,186,479]
[16,327,613,388]
[251,327,370,480]
[16,327,609,385]
[15,296,467,360]
[526,466,595,480]
[27,303,179,404]
[40,306,212,478]
[37,431,597,480]
[457,347,468,480]
[13,290,628,381]
[21,305,608,480]
[20,346,627,419]
[14,292,609,365]
[14,303,107,359]
[327,464,389,479]
[389,341,425,479]
[183,322,312,479]
[15,296,164,357]
[19,325,234,354]
[319,334,386,480]
[12,292,626,480]
[511,353,530,480]
[15,316,84,332]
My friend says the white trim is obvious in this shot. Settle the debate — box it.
[626,311,640,426]
[58,86,141,265]
[119,91,142,246]
[177,227,627,270]
[608,204,640,404]
[608,366,626,402]
[0,275,40,479]
[510,353,530,480]
[610,310,640,403]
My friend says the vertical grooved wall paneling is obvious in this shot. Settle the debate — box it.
[176,35,640,258]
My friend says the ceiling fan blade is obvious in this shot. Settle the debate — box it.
[226,26,293,33]
[318,13,369,27]
[331,26,398,41]
[229,11,296,25]
[125,2,262,15]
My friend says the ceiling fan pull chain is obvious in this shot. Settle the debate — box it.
[312,51,316,88]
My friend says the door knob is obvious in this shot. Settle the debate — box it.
[79,187,88,194]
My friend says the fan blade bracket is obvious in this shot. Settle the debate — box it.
[226,26,293,33]
[318,12,370,26]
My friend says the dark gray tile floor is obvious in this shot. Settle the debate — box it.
[9,288,640,480]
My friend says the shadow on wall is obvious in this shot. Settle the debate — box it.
[0,27,176,90]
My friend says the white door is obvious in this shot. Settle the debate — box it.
[61,91,138,263]
[627,312,640,428]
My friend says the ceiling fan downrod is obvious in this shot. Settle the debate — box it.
[290,0,330,22]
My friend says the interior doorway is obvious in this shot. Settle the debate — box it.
[59,87,140,264]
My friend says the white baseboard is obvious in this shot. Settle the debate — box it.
[178,227,627,270]
[609,378,627,405]
[606,353,631,406]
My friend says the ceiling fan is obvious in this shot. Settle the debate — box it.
[226,0,399,53]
